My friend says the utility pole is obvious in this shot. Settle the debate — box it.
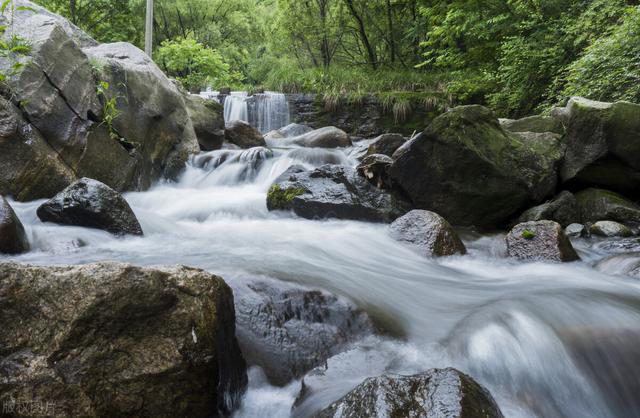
[145,0,154,58]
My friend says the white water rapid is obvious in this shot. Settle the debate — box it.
[3,142,640,418]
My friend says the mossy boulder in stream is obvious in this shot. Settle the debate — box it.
[517,191,579,227]
[389,105,563,228]
[506,220,580,262]
[184,94,225,151]
[315,368,504,418]
[0,262,247,418]
[575,188,640,225]
[390,210,466,257]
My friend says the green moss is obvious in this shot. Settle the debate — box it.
[522,229,536,239]
[267,184,306,209]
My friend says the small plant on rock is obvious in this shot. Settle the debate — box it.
[522,229,536,240]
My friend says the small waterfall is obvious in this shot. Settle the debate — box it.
[221,92,290,134]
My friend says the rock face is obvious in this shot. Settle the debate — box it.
[366,133,406,157]
[37,178,143,236]
[0,2,199,199]
[589,221,633,237]
[506,221,580,262]
[517,191,578,227]
[390,210,466,256]
[267,165,410,222]
[389,105,563,228]
[0,197,29,254]
[225,120,266,148]
[278,126,351,148]
[357,154,394,189]
[185,94,225,151]
[558,97,640,195]
[500,115,565,135]
[232,278,374,386]
[0,262,247,418]
[315,369,504,418]
[575,188,640,225]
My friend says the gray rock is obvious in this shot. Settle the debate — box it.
[278,123,314,138]
[37,178,143,236]
[185,94,225,151]
[231,278,374,386]
[589,221,633,237]
[267,165,410,222]
[281,126,351,148]
[517,191,578,227]
[0,197,29,254]
[575,188,640,225]
[390,210,466,256]
[389,106,563,228]
[314,369,504,418]
[225,120,266,149]
[506,221,580,262]
[500,115,565,135]
[0,262,247,418]
[366,133,406,157]
[565,223,586,238]
[357,154,394,189]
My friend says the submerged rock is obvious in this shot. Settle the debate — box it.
[185,94,225,151]
[280,126,351,148]
[315,368,504,418]
[366,133,406,157]
[390,210,466,256]
[0,262,247,418]
[225,120,266,149]
[232,278,374,386]
[595,253,640,278]
[267,165,410,222]
[357,154,394,189]
[0,197,29,254]
[389,105,563,228]
[517,191,578,227]
[506,221,580,262]
[575,188,640,225]
[37,178,143,236]
[589,221,633,238]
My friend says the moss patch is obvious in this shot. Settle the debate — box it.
[267,184,306,209]
[522,229,536,239]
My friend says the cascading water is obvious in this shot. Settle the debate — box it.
[222,91,290,133]
[4,141,640,417]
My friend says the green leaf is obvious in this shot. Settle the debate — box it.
[0,0,11,15]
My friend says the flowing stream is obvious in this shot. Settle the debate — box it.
[3,142,640,418]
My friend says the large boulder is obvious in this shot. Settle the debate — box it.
[366,133,406,157]
[315,369,504,418]
[267,165,410,222]
[0,262,247,418]
[277,123,314,138]
[517,191,578,227]
[390,210,466,257]
[37,178,143,236]
[575,188,640,225]
[0,197,29,254]
[279,126,351,148]
[225,120,266,148]
[231,278,374,386]
[185,94,225,151]
[506,221,580,262]
[389,105,563,228]
[589,221,633,238]
[0,2,199,199]
[500,115,565,135]
[558,97,640,195]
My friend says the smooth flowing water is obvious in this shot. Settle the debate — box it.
[3,143,640,418]
[223,91,290,133]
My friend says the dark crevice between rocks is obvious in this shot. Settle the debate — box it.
[39,66,87,122]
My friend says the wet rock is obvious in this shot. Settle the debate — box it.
[558,97,640,195]
[0,262,247,418]
[500,115,565,135]
[37,178,143,236]
[315,368,504,418]
[357,154,394,189]
[589,221,633,237]
[506,221,580,262]
[231,278,374,386]
[267,165,410,222]
[185,94,225,151]
[565,223,586,238]
[517,191,578,227]
[389,105,563,228]
[225,120,266,149]
[595,253,640,278]
[281,126,351,148]
[390,210,466,257]
[575,188,640,225]
[278,123,314,138]
[0,197,29,254]
[366,133,406,157]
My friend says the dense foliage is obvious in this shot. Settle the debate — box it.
[33,0,640,117]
